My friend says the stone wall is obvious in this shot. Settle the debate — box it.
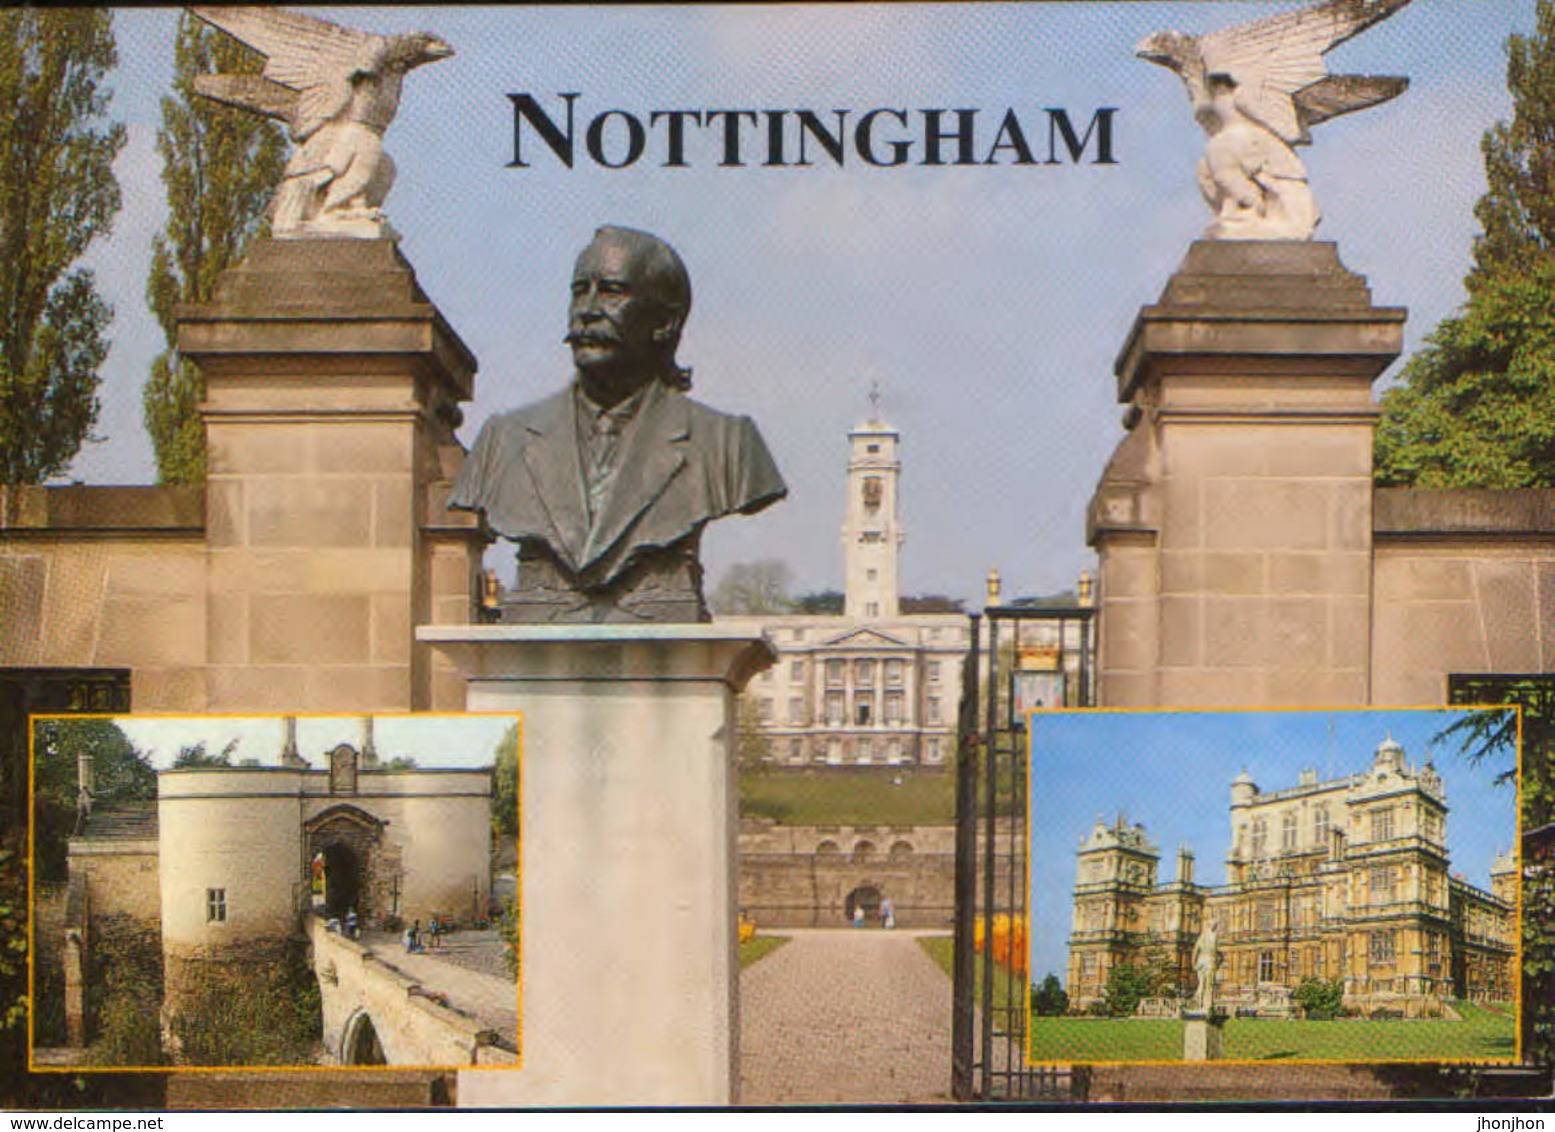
[0,486,207,711]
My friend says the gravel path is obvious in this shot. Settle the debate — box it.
[739,929,953,1106]
[357,929,518,1048]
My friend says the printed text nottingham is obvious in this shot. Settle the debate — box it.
[508,95,1118,168]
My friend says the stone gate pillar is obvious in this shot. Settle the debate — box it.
[1087,242,1404,707]
[178,240,485,713]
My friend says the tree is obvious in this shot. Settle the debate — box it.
[1375,2,1555,488]
[0,10,125,484]
[1102,959,1162,1018]
[170,739,237,769]
[733,692,775,770]
[1031,973,1070,1018]
[32,718,155,882]
[794,590,844,615]
[710,560,796,615]
[491,723,519,839]
[142,12,285,483]
[901,594,966,614]
[1292,976,1345,1020]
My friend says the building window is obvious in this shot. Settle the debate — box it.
[885,659,905,686]
[926,697,941,724]
[884,691,904,724]
[855,693,874,725]
[866,602,880,616]
[206,888,227,923]
[1082,955,1097,976]
[866,568,878,582]
[1369,930,1396,965]
[926,737,943,763]
[788,738,804,764]
[789,659,805,683]
[853,840,875,863]
[926,661,942,684]
[826,660,845,687]
[824,691,844,725]
[1250,818,1267,858]
[855,659,875,685]
[757,697,773,722]
[826,741,842,765]
[1371,807,1394,842]
[1281,812,1297,852]
[1256,901,1276,931]
[788,698,804,725]
[1314,805,1330,847]
[1369,866,1395,906]
[886,739,903,764]
[1257,951,1275,983]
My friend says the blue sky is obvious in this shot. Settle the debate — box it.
[69,3,1526,603]
[112,713,517,771]
[1026,708,1520,983]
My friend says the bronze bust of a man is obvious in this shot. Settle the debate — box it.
[449,226,787,623]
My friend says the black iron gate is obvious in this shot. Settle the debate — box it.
[952,604,1096,1102]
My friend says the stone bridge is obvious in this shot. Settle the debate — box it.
[309,917,518,1067]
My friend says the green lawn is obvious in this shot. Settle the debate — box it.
[917,935,1027,1017]
[739,934,791,969]
[1026,1002,1518,1064]
[740,768,954,825]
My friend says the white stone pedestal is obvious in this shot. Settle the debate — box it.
[418,624,775,1106]
[1182,1013,1225,1062]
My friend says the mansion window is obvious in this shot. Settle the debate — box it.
[1250,818,1267,858]
[206,888,227,923]
[926,661,942,684]
[856,693,874,725]
[866,602,880,617]
[1257,951,1275,983]
[788,698,804,725]
[826,741,843,765]
[826,660,845,687]
[1281,812,1297,852]
[885,659,905,686]
[926,737,943,762]
[1369,866,1395,906]
[1423,810,1442,842]
[824,691,844,725]
[857,740,874,764]
[1082,955,1097,976]
[855,659,875,685]
[1256,901,1276,931]
[789,659,805,683]
[926,697,941,724]
[1369,930,1396,965]
[886,739,903,764]
[1314,805,1330,847]
[757,697,773,721]
[1371,807,1394,842]
[884,691,904,724]
[788,738,804,763]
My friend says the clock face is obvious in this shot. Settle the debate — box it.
[863,476,883,510]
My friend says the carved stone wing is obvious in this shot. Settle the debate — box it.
[1199,0,1412,143]
[190,7,384,140]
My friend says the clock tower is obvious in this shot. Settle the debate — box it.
[843,388,903,620]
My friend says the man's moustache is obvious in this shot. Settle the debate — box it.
[564,331,620,346]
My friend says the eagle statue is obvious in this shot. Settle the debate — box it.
[189,7,453,239]
[1137,0,1412,241]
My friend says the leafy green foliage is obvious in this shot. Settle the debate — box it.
[499,895,520,979]
[1102,960,1162,1018]
[0,10,125,483]
[1031,972,1070,1017]
[170,738,237,769]
[0,840,26,1039]
[794,590,844,615]
[491,723,519,839]
[1377,2,1555,488]
[1375,261,1555,487]
[142,11,285,483]
[32,718,154,882]
[84,917,164,1067]
[1292,976,1345,1019]
[167,949,322,1066]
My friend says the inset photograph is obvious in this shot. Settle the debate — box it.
[1027,707,1519,1066]
[28,713,520,1071]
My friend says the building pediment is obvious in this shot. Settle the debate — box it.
[822,627,912,650]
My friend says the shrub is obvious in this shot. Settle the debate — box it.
[1292,976,1345,1019]
[168,948,321,1066]
[1031,973,1069,1018]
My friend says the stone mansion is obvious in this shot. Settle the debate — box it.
[1067,736,1517,1018]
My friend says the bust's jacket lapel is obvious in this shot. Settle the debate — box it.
[517,391,591,573]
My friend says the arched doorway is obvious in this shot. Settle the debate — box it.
[320,841,362,919]
[343,1011,387,1065]
[845,884,883,923]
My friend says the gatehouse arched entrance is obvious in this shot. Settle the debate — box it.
[319,842,362,919]
[342,1010,387,1065]
[845,884,883,923]
[304,804,387,923]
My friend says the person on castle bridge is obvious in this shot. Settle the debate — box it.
[449,226,787,623]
